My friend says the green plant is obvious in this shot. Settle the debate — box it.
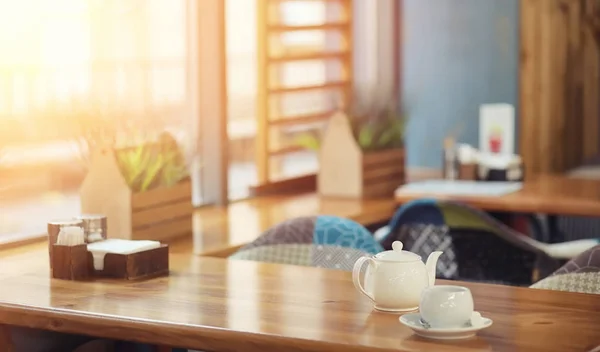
[70,107,194,193]
[114,131,190,193]
[352,99,406,151]
[295,97,407,152]
[294,130,321,151]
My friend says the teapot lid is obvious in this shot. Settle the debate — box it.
[375,241,421,262]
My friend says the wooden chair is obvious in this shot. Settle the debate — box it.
[379,199,564,286]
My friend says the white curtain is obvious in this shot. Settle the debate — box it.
[353,0,397,106]
[0,0,200,237]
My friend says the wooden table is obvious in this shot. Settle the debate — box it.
[1,245,600,352]
[395,175,600,242]
[395,174,600,217]
[2,192,396,256]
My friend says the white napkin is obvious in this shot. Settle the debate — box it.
[56,226,85,246]
[87,239,161,270]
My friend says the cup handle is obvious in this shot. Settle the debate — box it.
[352,256,375,302]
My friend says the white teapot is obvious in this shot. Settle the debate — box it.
[352,241,443,312]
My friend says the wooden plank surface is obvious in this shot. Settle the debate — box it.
[131,181,192,211]
[362,148,405,168]
[362,149,405,197]
[583,0,600,160]
[395,174,600,217]
[131,201,193,229]
[520,0,600,176]
[1,253,599,352]
[519,0,540,178]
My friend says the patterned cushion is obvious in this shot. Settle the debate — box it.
[531,272,600,294]
[396,224,457,279]
[231,244,312,266]
[390,224,554,285]
[384,200,562,285]
[553,245,600,275]
[230,244,369,271]
[240,217,316,251]
[237,215,382,254]
[313,215,383,254]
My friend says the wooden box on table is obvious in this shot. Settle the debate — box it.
[318,113,405,198]
[51,242,169,281]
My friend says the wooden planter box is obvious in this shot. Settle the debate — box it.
[80,149,193,242]
[318,113,405,198]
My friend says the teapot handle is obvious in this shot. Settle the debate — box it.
[352,256,375,302]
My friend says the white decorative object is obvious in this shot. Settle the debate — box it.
[318,112,405,198]
[479,103,515,155]
[351,240,443,312]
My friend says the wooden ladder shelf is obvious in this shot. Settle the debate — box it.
[256,0,354,184]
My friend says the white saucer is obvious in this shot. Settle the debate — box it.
[374,305,418,313]
[399,313,493,340]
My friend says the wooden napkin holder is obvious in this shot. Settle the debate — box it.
[52,244,92,281]
[94,244,169,280]
[51,243,169,281]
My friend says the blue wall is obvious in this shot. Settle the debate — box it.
[402,0,519,168]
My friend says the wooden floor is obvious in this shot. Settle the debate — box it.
[0,192,396,258]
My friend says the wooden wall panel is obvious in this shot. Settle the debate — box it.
[520,0,540,176]
[520,0,600,176]
[583,1,600,160]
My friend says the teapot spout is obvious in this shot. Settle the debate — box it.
[425,251,443,287]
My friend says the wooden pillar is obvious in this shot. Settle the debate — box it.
[582,0,600,160]
[520,0,600,176]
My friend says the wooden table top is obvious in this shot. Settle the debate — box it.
[1,246,600,352]
[395,174,600,217]
[192,192,396,257]
[1,192,396,256]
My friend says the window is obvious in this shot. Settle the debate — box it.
[0,0,396,242]
[0,0,209,242]
[226,0,396,200]
[260,0,352,182]
[227,0,354,200]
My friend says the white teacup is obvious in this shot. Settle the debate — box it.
[419,285,474,328]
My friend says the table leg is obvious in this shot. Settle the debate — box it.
[490,212,535,238]
[527,214,548,242]
[0,325,14,352]
[547,215,565,243]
